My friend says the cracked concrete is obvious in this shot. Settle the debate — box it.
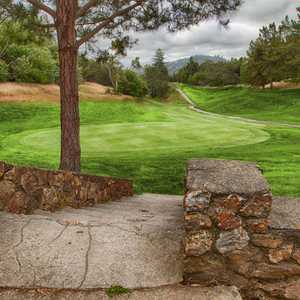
[0,285,243,300]
[0,194,184,290]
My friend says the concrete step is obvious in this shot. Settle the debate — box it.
[0,194,184,290]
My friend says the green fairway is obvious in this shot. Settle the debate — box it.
[1,87,300,196]
[180,84,300,124]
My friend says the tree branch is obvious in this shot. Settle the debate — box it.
[25,0,56,18]
[77,0,100,19]
[76,0,145,48]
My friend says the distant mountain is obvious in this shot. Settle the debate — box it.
[166,54,226,75]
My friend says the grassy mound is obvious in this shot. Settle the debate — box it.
[181,85,300,124]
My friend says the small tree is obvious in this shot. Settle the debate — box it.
[117,69,147,97]
[145,49,169,98]
[5,0,241,172]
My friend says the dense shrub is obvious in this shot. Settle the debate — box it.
[9,46,58,83]
[0,20,58,84]
[0,60,9,82]
[117,69,147,97]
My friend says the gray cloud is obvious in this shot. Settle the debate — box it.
[116,0,298,66]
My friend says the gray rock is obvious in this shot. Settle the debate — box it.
[186,159,270,195]
[184,191,211,212]
[185,230,213,256]
[216,227,250,254]
[0,180,16,209]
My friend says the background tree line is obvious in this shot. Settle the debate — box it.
[174,8,299,88]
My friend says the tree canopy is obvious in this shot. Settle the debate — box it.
[0,0,242,172]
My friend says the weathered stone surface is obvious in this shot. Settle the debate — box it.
[184,212,212,231]
[216,227,249,254]
[184,191,211,212]
[0,161,6,178]
[240,193,272,217]
[0,161,133,214]
[0,180,16,209]
[7,191,35,214]
[186,159,270,194]
[293,248,300,265]
[216,210,242,231]
[185,231,213,256]
[226,246,264,276]
[0,285,243,300]
[269,243,294,264]
[251,234,283,249]
[0,194,184,289]
[251,262,300,279]
[214,194,244,213]
[246,218,270,234]
[258,279,300,299]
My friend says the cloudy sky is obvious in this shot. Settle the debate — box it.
[118,0,298,65]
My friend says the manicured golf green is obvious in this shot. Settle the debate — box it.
[1,87,300,196]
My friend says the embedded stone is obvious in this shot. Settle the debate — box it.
[285,280,300,300]
[259,280,300,299]
[216,210,242,231]
[185,231,213,256]
[185,212,212,231]
[7,191,34,214]
[251,262,300,280]
[184,191,211,212]
[240,193,272,217]
[48,172,66,187]
[226,246,264,276]
[0,161,6,178]
[292,248,300,265]
[246,218,270,234]
[219,194,244,212]
[0,180,16,209]
[40,187,61,211]
[251,234,283,249]
[216,227,249,254]
[186,159,270,195]
[88,182,98,200]
[20,172,41,194]
[269,243,294,264]
[3,167,17,182]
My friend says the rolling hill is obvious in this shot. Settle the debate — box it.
[166,54,225,74]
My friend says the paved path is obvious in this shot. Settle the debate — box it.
[0,194,184,290]
[0,191,298,299]
[0,285,242,300]
[176,87,300,128]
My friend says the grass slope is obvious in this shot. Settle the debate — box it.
[1,86,300,196]
[181,84,300,124]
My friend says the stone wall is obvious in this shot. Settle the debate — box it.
[183,159,300,300]
[0,161,133,214]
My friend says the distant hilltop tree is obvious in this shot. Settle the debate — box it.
[242,8,300,89]
[2,0,242,172]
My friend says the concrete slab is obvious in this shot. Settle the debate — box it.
[0,285,242,300]
[0,194,184,289]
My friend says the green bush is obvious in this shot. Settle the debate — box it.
[117,69,148,97]
[10,46,58,83]
[0,60,9,82]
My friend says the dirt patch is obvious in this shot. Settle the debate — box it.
[0,82,132,102]
[265,81,300,89]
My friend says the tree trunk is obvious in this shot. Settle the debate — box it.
[56,0,81,172]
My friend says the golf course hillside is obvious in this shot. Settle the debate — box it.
[180,84,300,124]
[1,83,300,196]
[0,82,132,102]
